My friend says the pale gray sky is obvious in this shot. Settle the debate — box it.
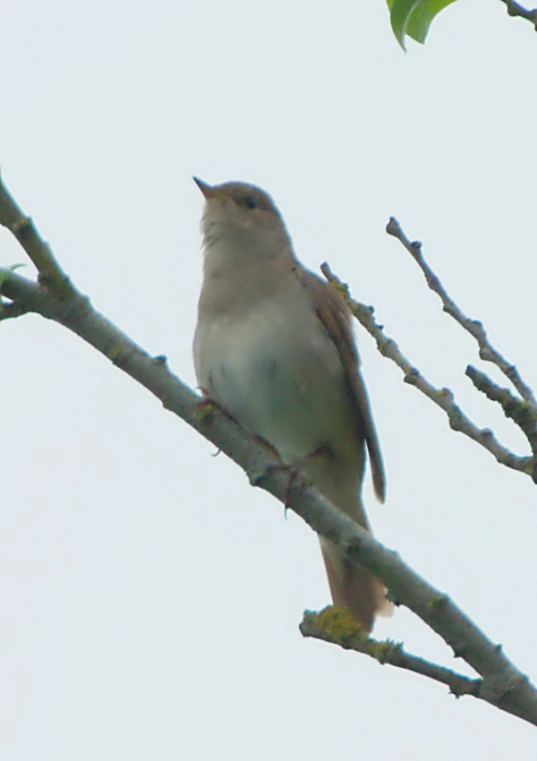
[2,1,537,758]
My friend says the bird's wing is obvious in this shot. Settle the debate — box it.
[299,268,386,502]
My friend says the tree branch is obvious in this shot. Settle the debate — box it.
[0,169,75,299]
[300,608,481,699]
[2,176,537,725]
[0,298,30,321]
[321,262,536,481]
[498,0,537,29]
[386,217,537,408]
[466,366,537,455]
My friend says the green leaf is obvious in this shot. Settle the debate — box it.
[388,0,421,49]
[406,0,458,43]
[388,0,458,48]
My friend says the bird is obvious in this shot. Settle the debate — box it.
[192,177,390,632]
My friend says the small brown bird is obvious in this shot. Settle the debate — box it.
[193,178,390,632]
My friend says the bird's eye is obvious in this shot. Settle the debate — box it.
[243,196,257,210]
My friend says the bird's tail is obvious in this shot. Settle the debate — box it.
[304,455,391,633]
[319,535,390,634]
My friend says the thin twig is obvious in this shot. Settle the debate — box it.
[0,170,75,299]
[321,263,535,481]
[498,0,537,28]
[466,366,537,455]
[301,609,481,699]
[386,217,537,408]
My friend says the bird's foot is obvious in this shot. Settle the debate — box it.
[267,445,331,516]
[195,388,236,422]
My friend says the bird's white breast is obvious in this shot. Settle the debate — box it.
[194,284,356,463]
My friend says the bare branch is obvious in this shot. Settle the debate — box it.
[0,298,31,321]
[321,263,535,481]
[466,366,537,455]
[300,608,481,699]
[386,217,537,408]
[0,170,75,299]
[498,0,537,29]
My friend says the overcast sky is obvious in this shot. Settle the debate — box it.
[2,1,537,758]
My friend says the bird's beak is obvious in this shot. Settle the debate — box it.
[193,177,223,200]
